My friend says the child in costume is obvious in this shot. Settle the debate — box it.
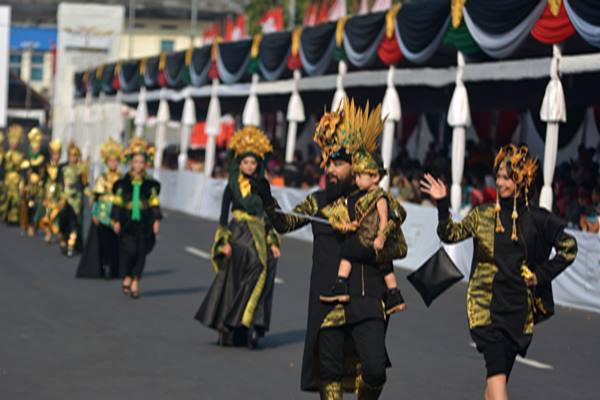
[318,99,406,315]
[39,139,63,243]
[20,127,46,236]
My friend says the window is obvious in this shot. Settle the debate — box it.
[160,39,174,52]
[30,52,44,81]
[9,52,21,77]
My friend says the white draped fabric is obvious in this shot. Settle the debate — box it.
[380,66,401,191]
[242,73,261,126]
[204,79,222,177]
[134,87,148,138]
[331,60,347,111]
[539,45,567,211]
[153,89,170,179]
[447,52,471,212]
[179,93,196,171]
[285,70,306,163]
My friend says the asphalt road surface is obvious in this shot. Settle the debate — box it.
[1,210,598,400]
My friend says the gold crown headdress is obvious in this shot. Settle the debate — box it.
[100,137,123,164]
[493,144,539,241]
[123,137,155,163]
[27,127,44,148]
[49,139,62,155]
[67,141,82,158]
[7,124,24,145]
[229,126,273,159]
[313,97,385,170]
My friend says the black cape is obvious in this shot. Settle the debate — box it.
[76,223,119,278]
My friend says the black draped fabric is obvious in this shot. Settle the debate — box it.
[190,46,211,86]
[396,0,450,53]
[87,69,100,98]
[120,60,140,93]
[344,12,386,53]
[100,63,117,95]
[259,31,291,73]
[195,218,278,340]
[300,22,337,65]
[76,223,119,279]
[74,72,85,98]
[465,0,540,34]
[144,56,160,89]
[568,0,600,25]
[219,39,252,74]
[530,106,586,149]
[166,50,186,89]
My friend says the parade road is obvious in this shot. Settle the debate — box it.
[0,211,597,400]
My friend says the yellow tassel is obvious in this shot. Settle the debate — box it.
[335,16,348,48]
[495,190,504,233]
[291,28,303,57]
[525,186,530,208]
[511,194,518,241]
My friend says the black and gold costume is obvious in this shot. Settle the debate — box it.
[111,172,161,278]
[435,144,577,379]
[57,143,88,256]
[19,128,46,233]
[77,138,123,278]
[258,98,403,398]
[1,125,25,224]
[39,140,63,242]
[195,126,279,348]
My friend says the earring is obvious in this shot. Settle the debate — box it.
[495,189,504,233]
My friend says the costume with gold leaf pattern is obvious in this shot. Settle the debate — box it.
[1,125,25,224]
[196,126,279,348]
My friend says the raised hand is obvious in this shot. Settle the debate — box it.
[419,173,447,200]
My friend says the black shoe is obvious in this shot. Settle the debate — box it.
[218,331,234,346]
[320,278,350,303]
[247,328,259,350]
[385,288,406,315]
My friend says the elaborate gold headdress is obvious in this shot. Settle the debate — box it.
[7,124,24,145]
[229,126,273,159]
[313,97,385,171]
[123,137,155,163]
[100,137,123,164]
[49,139,62,155]
[27,127,44,148]
[493,144,539,241]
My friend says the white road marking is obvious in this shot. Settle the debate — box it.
[185,246,211,260]
[468,342,553,370]
[185,247,286,287]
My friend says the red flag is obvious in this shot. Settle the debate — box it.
[260,6,284,33]
[203,21,221,44]
[224,16,234,41]
[304,2,318,26]
[317,1,330,24]
[233,15,246,40]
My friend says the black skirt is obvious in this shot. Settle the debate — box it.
[76,223,119,278]
[195,219,277,339]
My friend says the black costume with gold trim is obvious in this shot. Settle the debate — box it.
[436,195,577,374]
[19,148,46,231]
[39,141,64,242]
[195,126,279,347]
[57,155,88,255]
[1,125,25,224]
[110,172,161,278]
[77,139,123,278]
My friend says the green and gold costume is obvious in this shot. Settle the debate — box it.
[1,125,25,224]
[19,128,46,232]
[39,140,64,241]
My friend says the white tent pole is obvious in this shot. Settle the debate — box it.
[447,52,471,213]
[153,88,170,179]
[179,91,196,171]
[539,44,566,211]
[204,78,221,177]
[285,69,305,163]
[242,73,261,126]
[134,86,147,138]
[331,60,347,111]
[380,65,401,191]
